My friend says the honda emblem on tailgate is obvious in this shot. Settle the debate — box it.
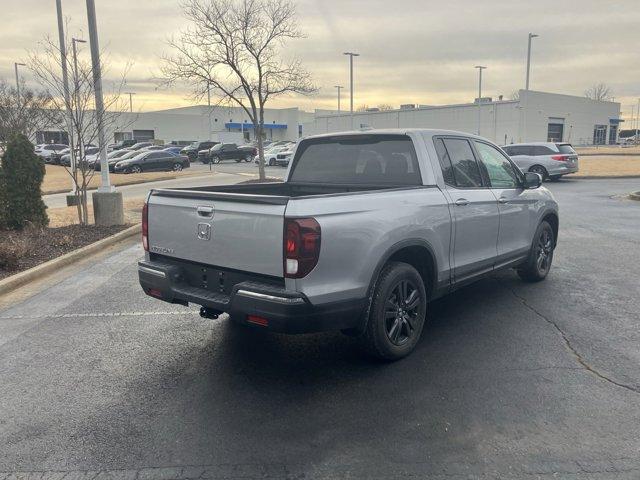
[197,223,211,241]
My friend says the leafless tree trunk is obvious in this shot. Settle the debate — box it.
[585,83,613,102]
[28,33,133,225]
[161,0,316,181]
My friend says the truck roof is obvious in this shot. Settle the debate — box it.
[303,128,487,141]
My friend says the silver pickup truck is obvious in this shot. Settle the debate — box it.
[138,129,558,360]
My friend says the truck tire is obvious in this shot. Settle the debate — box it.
[358,261,427,361]
[517,220,554,282]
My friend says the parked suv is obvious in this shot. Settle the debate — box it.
[204,143,256,164]
[181,141,218,162]
[502,142,579,181]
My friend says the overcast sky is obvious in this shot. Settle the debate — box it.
[1,0,639,122]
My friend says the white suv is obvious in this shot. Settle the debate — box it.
[502,142,579,181]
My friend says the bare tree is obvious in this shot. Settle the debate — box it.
[356,104,369,112]
[161,0,316,180]
[585,83,613,102]
[0,79,61,142]
[28,34,132,225]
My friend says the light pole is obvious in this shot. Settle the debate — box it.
[334,85,343,112]
[86,0,124,225]
[343,52,359,129]
[14,62,26,101]
[525,33,539,91]
[56,0,77,204]
[124,91,135,112]
[475,65,487,136]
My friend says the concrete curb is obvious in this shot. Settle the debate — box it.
[629,191,640,201]
[0,223,141,297]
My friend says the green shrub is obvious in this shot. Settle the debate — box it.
[1,134,48,229]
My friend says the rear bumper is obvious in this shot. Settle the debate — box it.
[138,259,366,334]
[548,162,579,175]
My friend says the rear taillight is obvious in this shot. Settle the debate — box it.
[142,202,149,251]
[551,155,568,161]
[284,217,321,278]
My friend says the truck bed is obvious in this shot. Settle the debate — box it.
[152,181,420,204]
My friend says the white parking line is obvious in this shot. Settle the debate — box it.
[0,310,199,320]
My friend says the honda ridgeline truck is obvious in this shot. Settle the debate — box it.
[139,129,559,360]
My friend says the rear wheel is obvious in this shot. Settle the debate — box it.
[245,155,252,162]
[517,221,554,282]
[212,156,221,164]
[358,262,427,361]
[130,165,142,174]
[529,164,548,181]
[172,163,183,172]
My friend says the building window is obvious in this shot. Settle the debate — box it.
[593,125,607,145]
[547,122,564,142]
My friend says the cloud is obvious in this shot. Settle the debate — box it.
[1,0,638,119]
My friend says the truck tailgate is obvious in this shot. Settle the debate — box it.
[147,190,287,277]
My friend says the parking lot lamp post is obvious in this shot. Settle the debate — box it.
[475,65,486,136]
[14,62,26,102]
[55,0,77,202]
[334,85,343,112]
[343,52,359,129]
[525,33,538,91]
[636,99,640,143]
[86,0,124,225]
[124,92,135,112]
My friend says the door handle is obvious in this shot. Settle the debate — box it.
[498,197,509,204]
[197,205,214,217]
[454,198,469,206]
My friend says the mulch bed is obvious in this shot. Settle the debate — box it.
[0,224,130,281]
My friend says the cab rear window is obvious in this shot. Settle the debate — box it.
[289,135,422,186]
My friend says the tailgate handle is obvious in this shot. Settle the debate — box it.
[197,205,214,217]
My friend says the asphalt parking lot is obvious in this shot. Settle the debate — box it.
[1,178,639,479]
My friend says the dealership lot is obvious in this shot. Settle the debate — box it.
[1,178,639,479]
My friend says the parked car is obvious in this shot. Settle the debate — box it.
[274,149,293,167]
[254,145,294,166]
[128,141,154,151]
[203,143,257,164]
[138,129,558,360]
[60,147,100,167]
[180,141,218,162]
[111,139,137,150]
[140,145,166,151]
[163,146,184,155]
[501,142,579,181]
[90,149,132,171]
[36,144,68,163]
[114,150,190,174]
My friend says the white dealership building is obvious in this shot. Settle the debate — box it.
[305,90,622,146]
[36,90,621,147]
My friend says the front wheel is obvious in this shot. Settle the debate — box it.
[130,165,142,174]
[269,158,275,166]
[212,156,221,164]
[358,262,427,360]
[245,155,252,162]
[517,221,554,282]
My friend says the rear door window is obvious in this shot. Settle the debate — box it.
[290,135,422,186]
[441,138,483,188]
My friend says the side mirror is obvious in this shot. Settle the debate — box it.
[524,172,542,189]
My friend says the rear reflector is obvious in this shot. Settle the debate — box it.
[147,288,162,298]
[247,315,269,327]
